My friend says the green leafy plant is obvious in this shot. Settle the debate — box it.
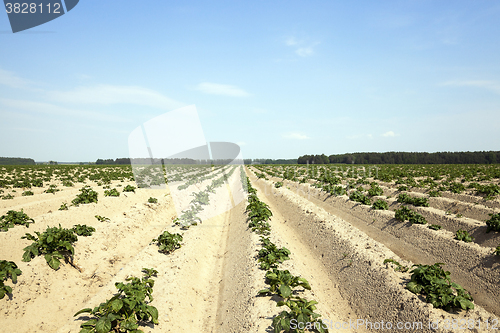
[485,213,500,233]
[2,193,14,200]
[59,202,69,211]
[368,183,383,197]
[63,180,74,187]
[409,213,427,225]
[104,188,120,197]
[44,184,60,194]
[475,183,500,199]
[151,231,182,254]
[493,245,500,256]
[74,268,159,333]
[275,181,283,188]
[22,190,34,196]
[0,209,34,231]
[428,224,442,230]
[397,193,429,207]
[383,258,409,272]
[192,192,209,205]
[428,190,441,197]
[258,237,291,270]
[95,215,110,223]
[72,224,96,237]
[394,206,415,222]
[448,182,465,194]
[273,297,328,333]
[455,229,473,243]
[372,199,388,210]
[22,224,79,270]
[0,260,22,299]
[406,263,474,311]
[259,268,311,298]
[123,185,136,193]
[72,186,98,205]
[147,197,158,204]
[349,191,371,205]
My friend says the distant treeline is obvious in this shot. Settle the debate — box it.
[96,158,245,165]
[298,151,500,165]
[244,159,297,165]
[0,157,36,165]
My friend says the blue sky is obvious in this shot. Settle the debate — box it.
[1,0,500,161]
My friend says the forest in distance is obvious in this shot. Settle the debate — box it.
[1,150,500,166]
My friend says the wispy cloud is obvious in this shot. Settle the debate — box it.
[194,82,251,97]
[296,47,314,57]
[284,36,319,57]
[0,98,131,123]
[382,131,399,137]
[47,85,185,110]
[282,132,310,140]
[441,80,500,94]
[285,37,299,46]
[0,68,34,89]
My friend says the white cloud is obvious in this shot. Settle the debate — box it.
[285,37,319,58]
[282,132,310,140]
[285,37,299,46]
[441,80,500,94]
[0,68,34,89]
[47,84,185,110]
[194,82,251,97]
[0,98,130,123]
[296,47,314,57]
[382,131,399,137]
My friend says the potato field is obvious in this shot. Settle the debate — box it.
[1,163,500,332]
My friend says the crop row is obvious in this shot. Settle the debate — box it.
[244,170,328,333]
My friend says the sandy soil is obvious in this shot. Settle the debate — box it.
[2,165,500,332]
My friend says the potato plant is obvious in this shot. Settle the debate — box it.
[394,206,415,222]
[383,259,409,272]
[22,190,34,196]
[147,197,158,204]
[406,263,474,311]
[259,268,311,298]
[0,209,34,232]
[258,237,291,270]
[349,191,371,205]
[95,215,110,223]
[273,297,328,333]
[0,260,22,299]
[372,199,388,210]
[455,229,473,243]
[485,213,500,233]
[104,188,120,197]
[72,224,96,237]
[75,268,159,333]
[151,231,182,254]
[122,185,136,193]
[44,185,60,194]
[22,225,79,270]
[72,186,98,205]
[397,193,429,207]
